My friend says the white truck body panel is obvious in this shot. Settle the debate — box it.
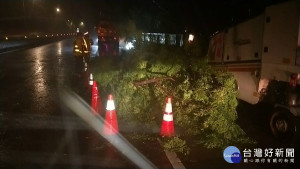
[232,71,260,104]
[223,15,264,62]
[208,0,300,106]
[261,0,300,81]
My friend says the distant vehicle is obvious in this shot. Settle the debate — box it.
[96,21,119,56]
[208,0,300,142]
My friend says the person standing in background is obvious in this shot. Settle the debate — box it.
[73,32,85,75]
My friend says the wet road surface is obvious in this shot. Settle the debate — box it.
[0,39,169,168]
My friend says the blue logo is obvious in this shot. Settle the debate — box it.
[223,146,242,163]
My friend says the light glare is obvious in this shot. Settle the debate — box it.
[188,34,194,42]
[60,89,157,169]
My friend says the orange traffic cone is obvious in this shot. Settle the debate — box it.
[160,97,174,137]
[103,94,119,135]
[91,81,102,115]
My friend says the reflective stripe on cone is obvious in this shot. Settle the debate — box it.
[103,94,119,135]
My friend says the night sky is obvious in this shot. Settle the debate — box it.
[0,0,292,36]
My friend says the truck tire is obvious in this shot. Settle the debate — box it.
[269,108,296,142]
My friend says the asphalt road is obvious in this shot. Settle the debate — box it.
[0,39,167,169]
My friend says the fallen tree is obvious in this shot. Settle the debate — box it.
[91,43,251,151]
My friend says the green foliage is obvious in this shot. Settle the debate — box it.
[160,136,190,155]
[129,133,156,142]
[91,43,249,149]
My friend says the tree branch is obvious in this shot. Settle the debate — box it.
[133,77,175,87]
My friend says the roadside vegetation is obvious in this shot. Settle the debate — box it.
[90,38,252,155]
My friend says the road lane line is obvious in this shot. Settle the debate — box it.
[164,150,186,169]
[152,127,186,169]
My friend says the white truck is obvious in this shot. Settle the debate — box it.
[208,0,300,142]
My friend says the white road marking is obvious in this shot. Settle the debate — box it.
[164,150,186,169]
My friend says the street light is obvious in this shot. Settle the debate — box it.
[56,7,60,13]
[188,34,194,43]
[80,21,84,26]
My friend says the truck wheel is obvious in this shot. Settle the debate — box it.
[269,108,296,142]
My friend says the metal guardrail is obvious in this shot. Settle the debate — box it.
[1,32,76,41]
